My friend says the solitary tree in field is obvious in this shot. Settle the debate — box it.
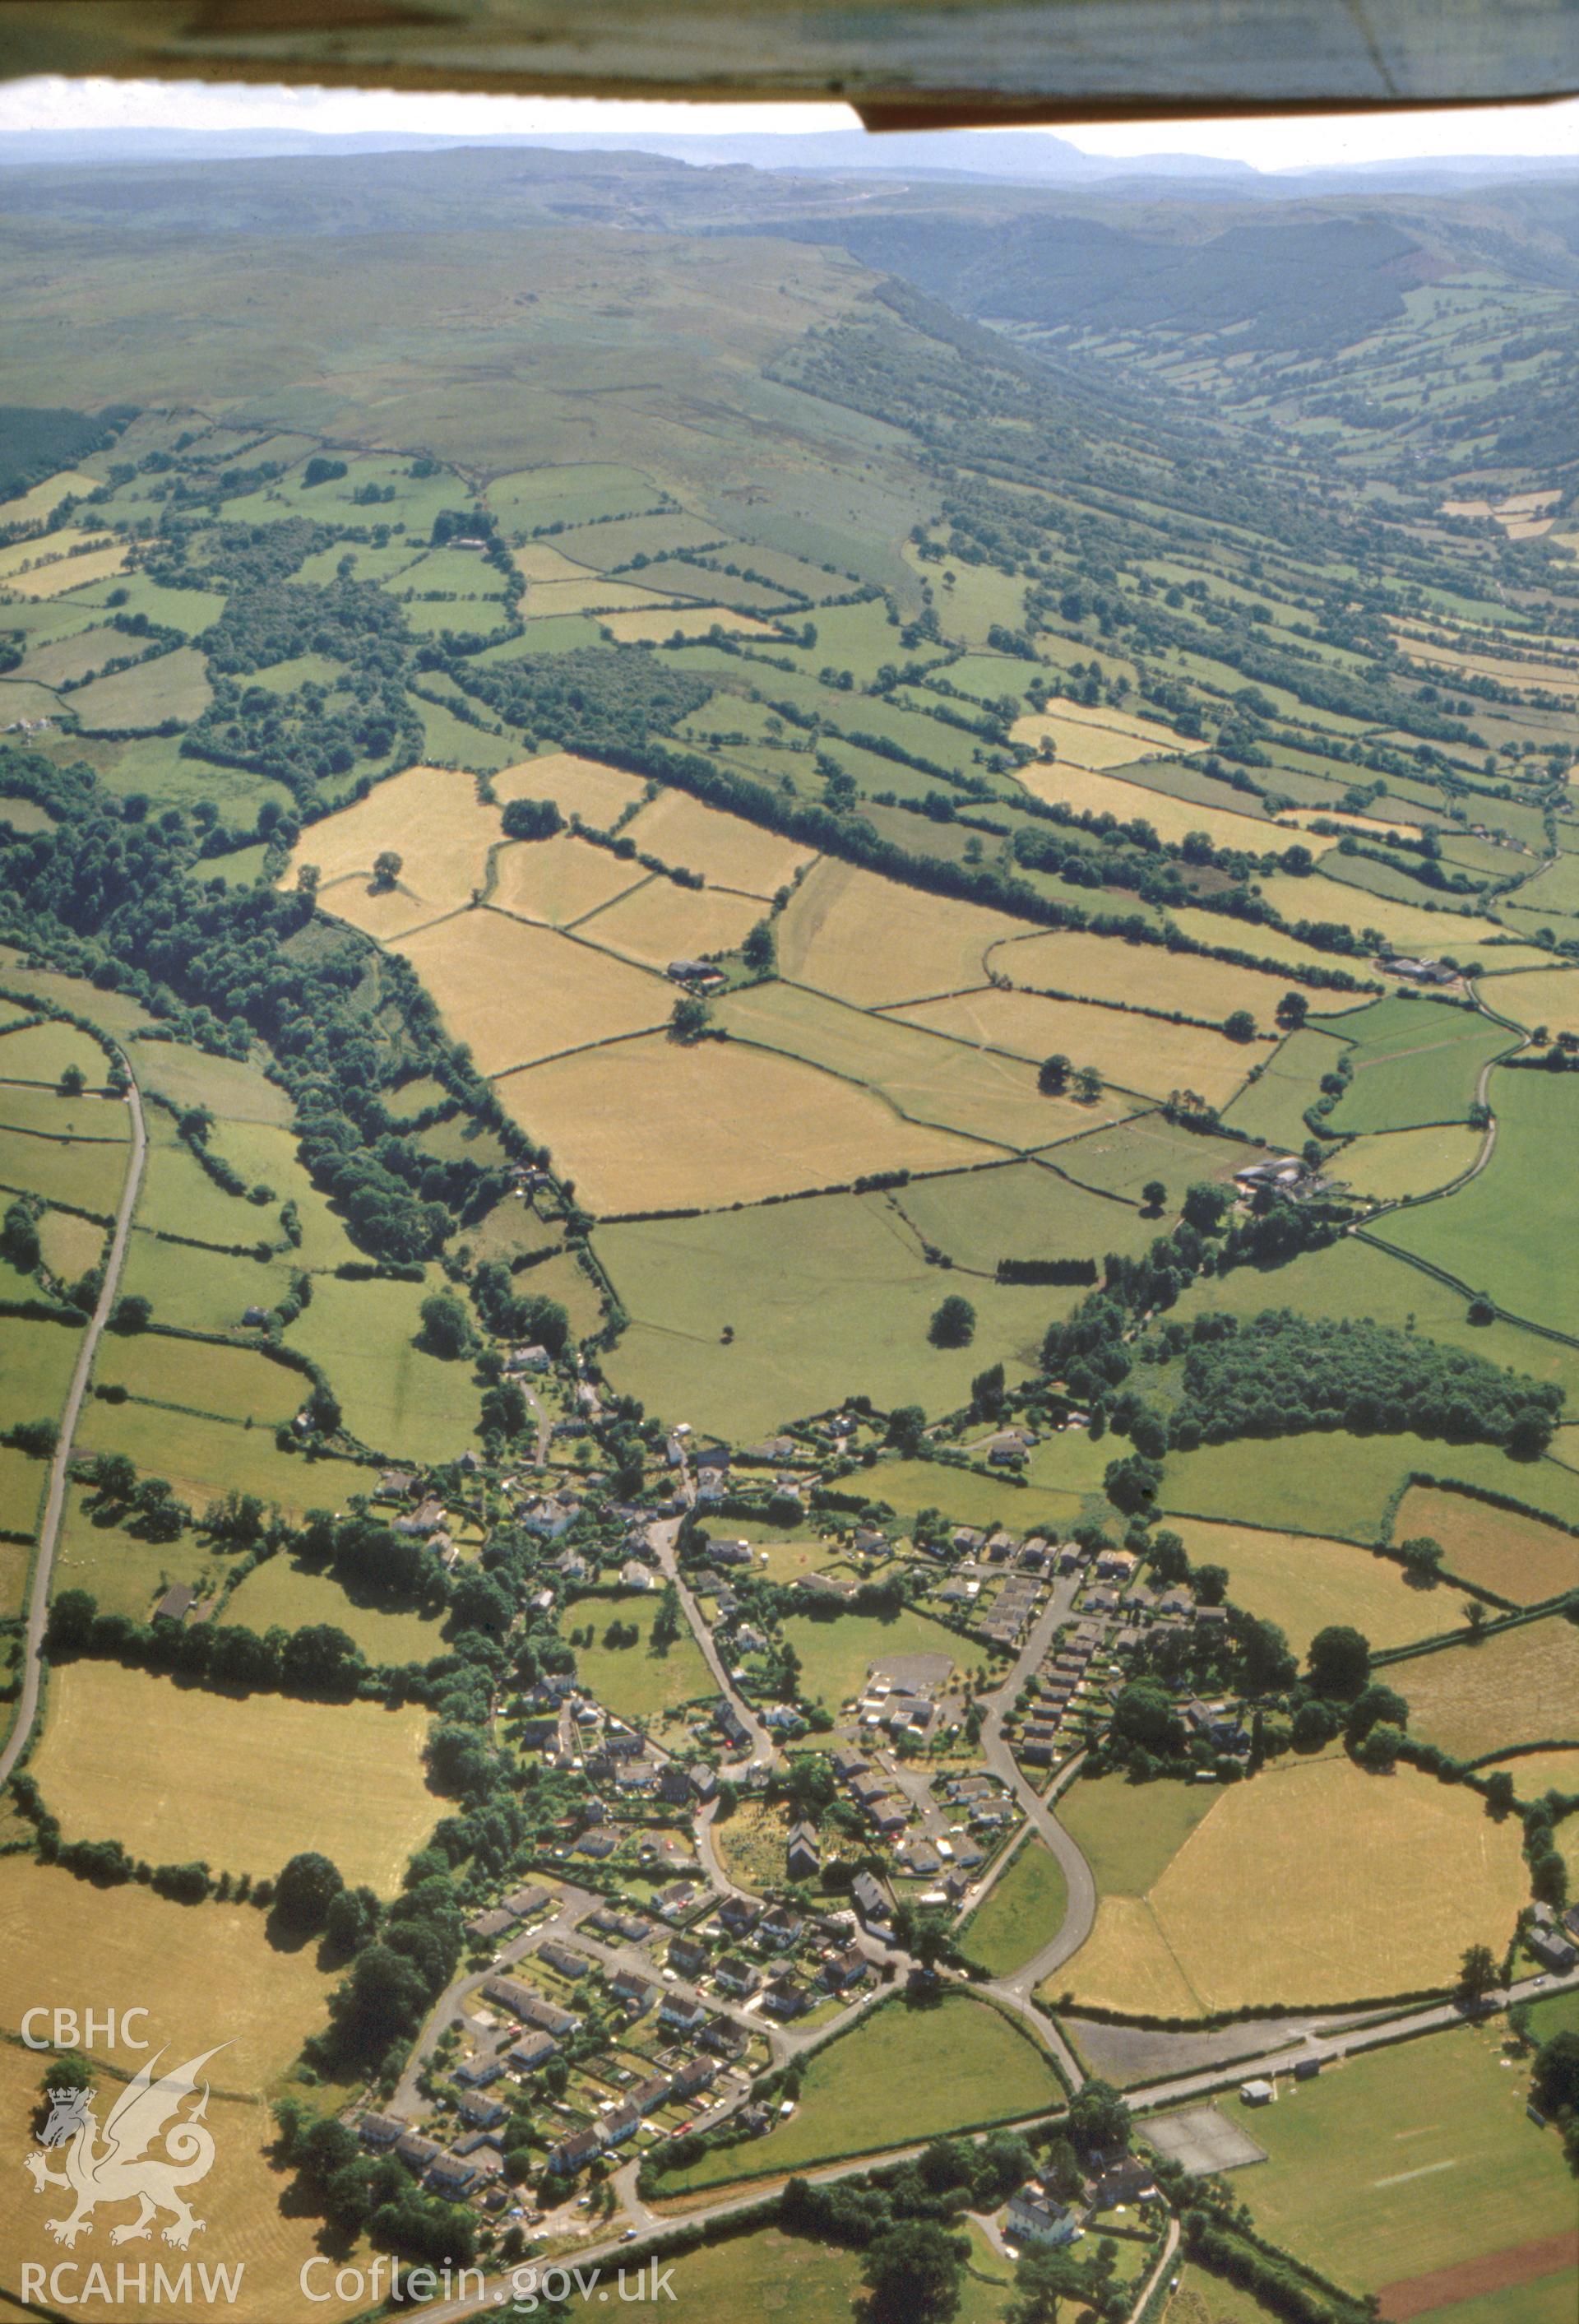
[1223,1009,1257,1043]
[1276,990,1309,1028]
[418,1290,472,1360]
[928,1295,976,1348]
[371,849,403,890]
[1037,1052,1071,1096]
[669,994,711,1043]
[859,2221,965,2324]
[58,1063,86,1097]
[1308,1624,1371,1698]
[1073,1064,1103,1103]
[1140,1179,1167,1216]
[1456,1943,1499,2005]
[887,1403,927,1456]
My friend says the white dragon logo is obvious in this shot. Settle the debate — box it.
[25,2047,225,2249]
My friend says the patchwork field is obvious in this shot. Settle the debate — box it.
[1391,1484,1579,1605]
[776,856,1036,1008]
[1322,999,1512,1134]
[1486,965,1579,1037]
[494,749,647,828]
[75,1394,359,1518]
[70,645,212,733]
[1016,758,1280,853]
[894,1154,1158,1273]
[489,830,646,926]
[0,1855,337,2092]
[717,979,1110,1151]
[93,1330,299,1427]
[1165,1518,1441,1656]
[30,1662,437,1894]
[1254,875,1512,958]
[396,909,672,1074]
[1234,2021,1579,2298]
[1373,1072,1579,1335]
[600,1189,1051,1437]
[987,927,1335,1032]
[1056,1757,1525,2015]
[220,1554,449,1666]
[1048,1111,1235,1200]
[578,874,765,967]
[891,984,1269,1108]
[621,787,815,895]
[495,1032,988,1215]
[1162,1430,1579,1543]
[1393,1616,1579,1759]
[0,1118,127,1213]
[663,1993,1058,2188]
[285,762,500,932]
[0,2040,368,2324]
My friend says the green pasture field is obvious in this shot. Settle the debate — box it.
[51,1485,238,1621]
[283,1269,482,1462]
[599,1192,1053,1442]
[780,1604,991,1711]
[516,1245,604,1340]
[1237,2021,1579,2296]
[133,1116,280,1249]
[0,1084,126,1142]
[199,1117,363,1269]
[30,1659,437,1895]
[864,1456,1049,1531]
[1056,1770,1219,1897]
[64,572,228,632]
[1321,1009,1511,1134]
[69,646,212,732]
[893,1156,1157,1273]
[33,1204,100,1283]
[0,1017,108,1086]
[1161,1428,1579,1541]
[74,1394,358,1518]
[771,596,910,680]
[118,1230,294,1334]
[1322,849,1489,910]
[1220,1027,1345,1148]
[662,1993,1059,2189]
[0,1445,45,1541]
[553,511,724,570]
[960,1839,1069,1976]
[0,1312,86,1423]
[131,1041,294,1125]
[245,649,345,696]
[562,1587,713,1721]
[486,463,660,537]
[0,1119,126,1213]
[1047,1111,1240,1200]
[658,2228,861,2324]
[1332,1122,1483,1200]
[1373,1070,1579,1336]
[398,545,511,599]
[1503,847,1579,921]
[715,979,1096,1153]
[416,695,524,770]
[94,1328,301,1426]
[220,1552,448,1665]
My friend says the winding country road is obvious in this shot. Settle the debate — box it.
[0,1055,146,1790]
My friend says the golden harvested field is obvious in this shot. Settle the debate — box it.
[494,748,646,828]
[522,575,681,616]
[494,1031,987,1213]
[1334,1123,1484,1201]
[1254,874,1512,956]
[0,536,127,599]
[986,927,1326,1030]
[1063,1758,1526,2015]
[1498,1748,1579,1811]
[1011,699,1198,768]
[599,605,777,642]
[1399,1616,1579,1757]
[394,909,671,1074]
[0,1856,337,2092]
[512,540,609,582]
[489,832,646,926]
[578,874,763,968]
[889,984,1268,1106]
[1016,760,1287,853]
[0,466,100,524]
[622,787,815,896]
[31,1662,438,1894]
[0,2040,369,2324]
[1485,967,1579,1038]
[1391,1484,1579,1604]
[777,856,1037,1007]
[285,762,498,929]
[1168,1518,1438,1656]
